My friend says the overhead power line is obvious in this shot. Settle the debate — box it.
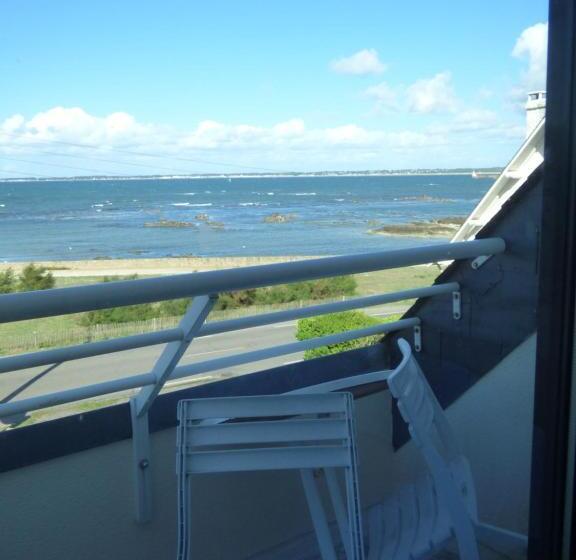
[0,168,53,179]
[13,146,193,175]
[0,130,287,174]
[0,155,119,176]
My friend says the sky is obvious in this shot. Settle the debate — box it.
[0,0,550,177]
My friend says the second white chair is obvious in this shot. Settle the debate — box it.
[176,392,365,560]
[366,338,528,560]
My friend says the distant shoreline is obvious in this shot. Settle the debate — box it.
[0,170,501,183]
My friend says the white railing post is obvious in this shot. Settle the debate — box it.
[130,294,216,523]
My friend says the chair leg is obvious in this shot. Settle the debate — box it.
[343,460,365,560]
[177,476,191,560]
[475,522,528,558]
[325,468,353,559]
[451,517,480,560]
[300,469,338,560]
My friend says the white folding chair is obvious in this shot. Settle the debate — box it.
[366,338,528,560]
[176,392,365,560]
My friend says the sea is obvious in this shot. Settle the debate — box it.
[0,174,493,261]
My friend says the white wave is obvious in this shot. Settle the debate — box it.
[335,198,345,202]
[239,202,266,207]
[291,192,317,196]
[92,204,105,208]
[171,202,213,207]
[267,192,275,195]
[0,204,5,207]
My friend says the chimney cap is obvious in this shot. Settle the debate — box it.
[527,91,546,101]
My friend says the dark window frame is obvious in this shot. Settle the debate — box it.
[529,0,576,557]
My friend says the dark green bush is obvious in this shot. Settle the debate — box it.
[154,276,356,317]
[18,264,55,292]
[77,275,154,325]
[0,268,16,293]
[158,298,191,317]
[77,276,358,326]
[79,303,156,326]
[215,289,258,310]
[254,276,356,305]
[296,311,401,359]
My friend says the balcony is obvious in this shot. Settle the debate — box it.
[0,160,541,560]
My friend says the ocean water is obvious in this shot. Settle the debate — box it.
[0,175,492,261]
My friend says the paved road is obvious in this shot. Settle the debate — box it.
[0,305,407,422]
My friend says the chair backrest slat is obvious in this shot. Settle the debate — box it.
[179,393,348,420]
[186,445,352,473]
[178,393,355,475]
[186,417,349,447]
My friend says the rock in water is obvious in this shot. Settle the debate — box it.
[263,213,296,223]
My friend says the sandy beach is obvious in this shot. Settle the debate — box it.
[0,256,322,278]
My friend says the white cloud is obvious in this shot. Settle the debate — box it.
[512,22,548,91]
[273,119,305,137]
[2,114,25,132]
[0,106,525,174]
[325,124,372,145]
[364,82,399,111]
[3,106,157,147]
[330,49,386,75]
[363,72,459,114]
[406,72,458,114]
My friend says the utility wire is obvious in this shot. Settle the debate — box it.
[0,168,53,179]
[0,155,119,176]
[0,130,287,174]
[12,146,194,175]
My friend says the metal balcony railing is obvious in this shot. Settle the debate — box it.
[0,237,505,522]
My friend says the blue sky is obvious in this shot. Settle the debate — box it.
[0,0,549,176]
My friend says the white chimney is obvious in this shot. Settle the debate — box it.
[526,91,546,137]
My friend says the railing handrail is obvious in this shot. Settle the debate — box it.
[0,238,505,524]
[0,282,459,374]
[0,238,504,323]
[0,318,419,419]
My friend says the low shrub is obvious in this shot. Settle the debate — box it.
[0,264,55,294]
[79,303,157,326]
[155,276,357,317]
[76,275,358,326]
[296,311,402,359]
[77,275,154,325]
[18,263,55,292]
[0,268,16,294]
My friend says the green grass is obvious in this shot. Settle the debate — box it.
[354,265,441,296]
[0,266,441,355]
